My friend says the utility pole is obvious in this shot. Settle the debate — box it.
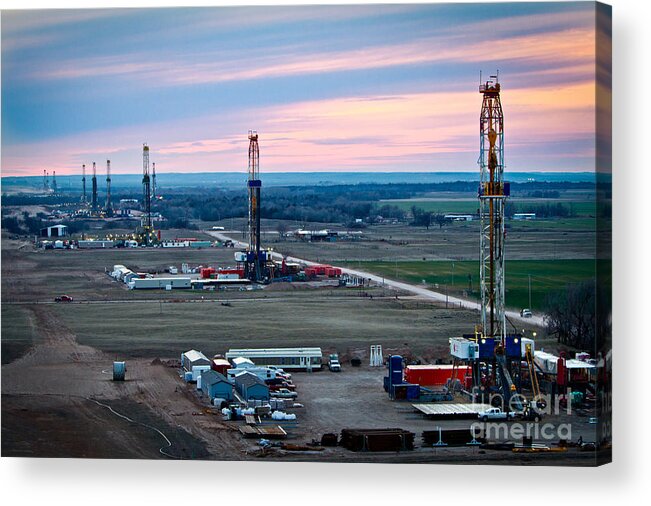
[528,274,532,309]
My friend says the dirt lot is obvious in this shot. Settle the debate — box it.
[1,306,603,464]
[1,232,603,464]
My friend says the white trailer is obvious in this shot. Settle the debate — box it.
[226,367,280,382]
[128,277,191,289]
[225,347,322,371]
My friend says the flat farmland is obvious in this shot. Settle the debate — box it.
[339,259,610,312]
[380,198,598,216]
[260,220,604,263]
[48,294,522,361]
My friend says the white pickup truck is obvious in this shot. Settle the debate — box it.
[478,407,516,422]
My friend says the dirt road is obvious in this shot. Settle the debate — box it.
[205,230,545,327]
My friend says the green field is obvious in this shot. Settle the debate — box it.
[342,259,609,312]
[382,199,597,217]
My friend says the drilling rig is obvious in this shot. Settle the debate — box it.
[91,162,98,213]
[244,131,267,281]
[105,159,113,217]
[140,143,155,245]
[52,171,58,196]
[81,164,87,204]
[449,74,525,411]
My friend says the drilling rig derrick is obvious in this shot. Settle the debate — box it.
[245,131,265,281]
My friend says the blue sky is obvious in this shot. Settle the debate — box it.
[1,2,607,176]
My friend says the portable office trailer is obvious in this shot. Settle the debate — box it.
[128,277,191,289]
[78,240,115,249]
[225,347,322,370]
[226,366,279,382]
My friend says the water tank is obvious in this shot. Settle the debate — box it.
[113,361,126,381]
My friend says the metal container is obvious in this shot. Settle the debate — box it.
[450,337,478,359]
[112,361,126,381]
[405,365,472,386]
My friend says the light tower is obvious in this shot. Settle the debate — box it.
[142,143,152,244]
[478,72,508,343]
[105,159,113,216]
[246,131,263,281]
[81,164,87,203]
[152,162,157,199]
[91,162,98,213]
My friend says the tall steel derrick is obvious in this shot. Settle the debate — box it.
[91,162,98,213]
[246,131,263,281]
[81,164,87,204]
[142,143,153,243]
[478,74,508,343]
[105,160,113,216]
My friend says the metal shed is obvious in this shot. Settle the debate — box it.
[181,349,211,379]
[234,371,270,401]
[200,370,233,401]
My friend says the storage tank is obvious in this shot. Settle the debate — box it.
[113,361,126,381]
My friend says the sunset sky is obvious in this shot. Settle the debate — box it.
[1,2,604,176]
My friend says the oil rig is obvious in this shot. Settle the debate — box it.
[449,74,538,411]
[81,164,87,204]
[91,162,99,213]
[242,131,269,282]
[105,159,113,217]
[139,143,157,245]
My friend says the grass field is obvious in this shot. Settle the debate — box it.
[1,306,41,364]
[381,198,598,216]
[48,295,523,360]
[341,259,610,312]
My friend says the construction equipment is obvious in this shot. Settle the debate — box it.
[525,343,547,410]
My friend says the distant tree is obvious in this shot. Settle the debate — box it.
[276,222,288,240]
[433,214,448,229]
[544,281,598,349]
[1,216,23,234]
[410,206,433,229]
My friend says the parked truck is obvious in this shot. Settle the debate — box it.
[477,407,516,422]
[328,353,341,372]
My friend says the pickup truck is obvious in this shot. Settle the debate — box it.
[268,382,296,392]
[478,407,516,422]
[267,366,292,380]
[328,353,341,372]
[270,388,298,399]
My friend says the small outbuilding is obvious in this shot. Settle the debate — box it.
[181,349,211,381]
[200,370,234,401]
[234,371,270,401]
[40,224,68,238]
